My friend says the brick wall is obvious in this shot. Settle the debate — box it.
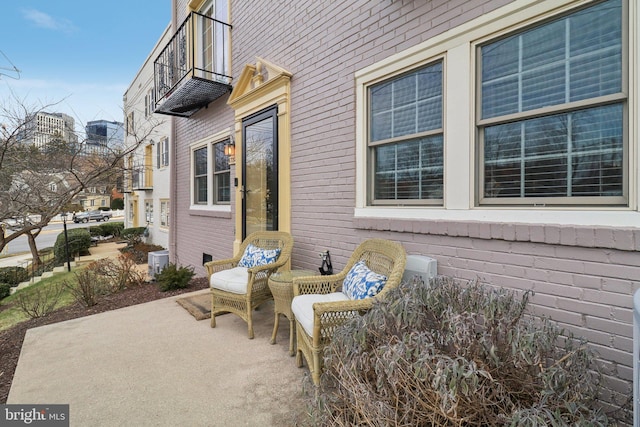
[169,0,637,421]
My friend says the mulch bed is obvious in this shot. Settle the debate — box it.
[0,277,209,404]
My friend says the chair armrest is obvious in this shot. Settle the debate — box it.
[205,258,238,277]
[310,298,374,345]
[313,298,373,317]
[293,272,346,296]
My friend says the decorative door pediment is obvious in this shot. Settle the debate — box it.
[228,58,292,108]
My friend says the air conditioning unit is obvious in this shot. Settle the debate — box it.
[148,250,169,278]
[402,255,437,285]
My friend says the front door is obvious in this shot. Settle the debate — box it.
[241,106,278,239]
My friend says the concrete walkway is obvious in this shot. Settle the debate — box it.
[8,290,310,426]
[7,241,311,426]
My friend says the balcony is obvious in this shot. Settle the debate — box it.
[154,11,232,118]
[128,165,153,191]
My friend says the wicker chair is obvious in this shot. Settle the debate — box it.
[292,239,406,385]
[206,231,293,339]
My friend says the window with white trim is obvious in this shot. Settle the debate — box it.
[191,137,230,206]
[145,200,153,224]
[194,146,208,204]
[213,141,230,203]
[478,0,625,206]
[157,137,169,169]
[160,199,170,227]
[368,61,444,205]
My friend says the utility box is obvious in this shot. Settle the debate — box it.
[402,255,438,285]
[148,250,169,278]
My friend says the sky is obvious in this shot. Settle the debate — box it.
[0,1,170,132]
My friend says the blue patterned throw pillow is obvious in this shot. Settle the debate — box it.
[238,243,281,268]
[342,260,387,300]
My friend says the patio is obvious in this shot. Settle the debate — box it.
[7,289,308,426]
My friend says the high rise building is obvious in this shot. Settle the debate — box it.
[21,111,77,149]
[84,120,124,155]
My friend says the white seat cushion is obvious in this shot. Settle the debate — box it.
[210,267,249,294]
[291,292,349,336]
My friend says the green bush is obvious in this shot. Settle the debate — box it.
[312,277,609,426]
[154,263,195,291]
[0,283,10,300]
[99,221,124,237]
[122,227,146,239]
[54,228,92,262]
[111,197,124,210]
[88,222,124,238]
[0,266,29,286]
[88,225,103,237]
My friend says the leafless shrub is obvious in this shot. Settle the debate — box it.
[16,284,64,318]
[311,276,609,426]
[64,268,110,308]
[64,255,144,307]
[90,254,145,292]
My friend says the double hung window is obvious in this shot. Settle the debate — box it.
[194,146,208,204]
[368,61,444,205]
[157,138,169,169]
[191,137,230,206]
[478,0,625,205]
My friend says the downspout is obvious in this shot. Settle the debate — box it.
[168,0,178,264]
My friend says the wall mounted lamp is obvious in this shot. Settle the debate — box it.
[224,139,235,157]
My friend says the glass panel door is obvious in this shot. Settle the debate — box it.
[242,106,278,239]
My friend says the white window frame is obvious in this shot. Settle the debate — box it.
[354,0,639,228]
[145,199,153,224]
[189,128,232,213]
[157,137,169,169]
[160,199,170,228]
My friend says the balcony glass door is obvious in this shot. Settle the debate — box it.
[198,0,229,81]
[242,106,278,239]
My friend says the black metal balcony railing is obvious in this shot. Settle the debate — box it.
[124,165,153,192]
[154,11,232,117]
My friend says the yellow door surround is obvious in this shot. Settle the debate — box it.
[228,58,292,254]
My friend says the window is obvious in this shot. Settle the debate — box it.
[157,138,169,168]
[368,61,443,204]
[190,133,231,207]
[126,112,134,135]
[145,89,154,118]
[194,146,208,204]
[478,0,625,206]
[197,0,230,81]
[145,200,153,224]
[356,0,633,227]
[160,199,170,227]
[214,141,230,203]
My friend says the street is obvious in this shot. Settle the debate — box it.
[3,220,111,255]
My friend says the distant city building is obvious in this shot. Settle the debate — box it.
[84,120,124,155]
[21,111,78,149]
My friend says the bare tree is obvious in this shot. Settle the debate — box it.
[0,95,161,267]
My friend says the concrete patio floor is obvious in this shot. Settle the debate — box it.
[8,290,310,426]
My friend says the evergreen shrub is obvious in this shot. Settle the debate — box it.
[0,283,10,299]
[0,266,29,286]
[54,228,91,262]
[155,263,195,291]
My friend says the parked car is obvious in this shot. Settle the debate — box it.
[2,217,34,231]
[73,210,113,223]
